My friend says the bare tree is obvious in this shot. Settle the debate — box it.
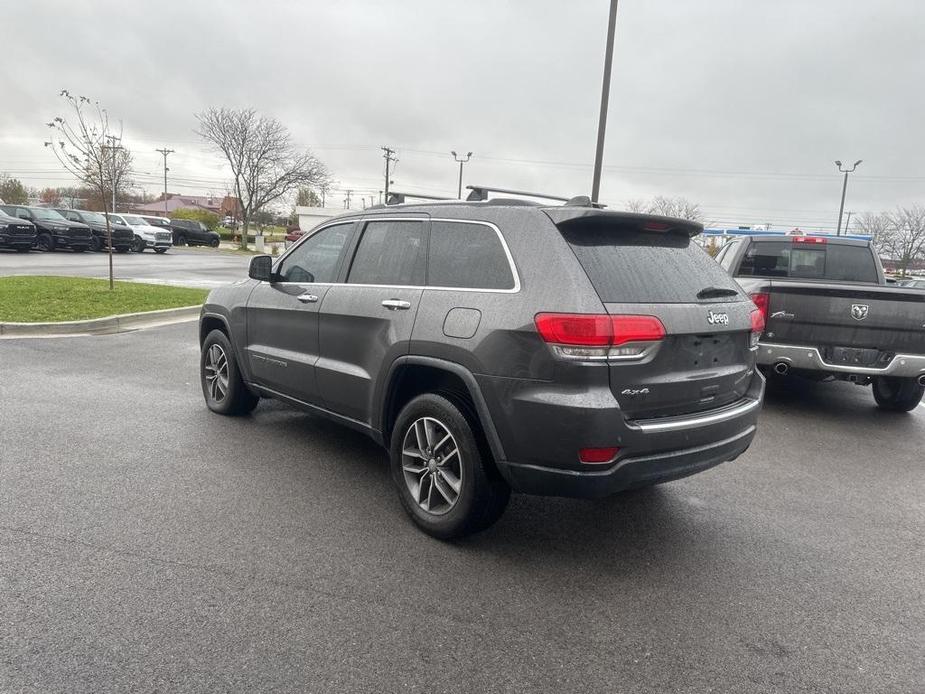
[195,108,330,249]
[622,195,704,223]
[45,90,131,289]
[886,205,925,277]
[855,211,892,254]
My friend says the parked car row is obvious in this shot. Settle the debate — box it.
[0,205,220,253]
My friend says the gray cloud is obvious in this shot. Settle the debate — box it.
[2,0,923,230]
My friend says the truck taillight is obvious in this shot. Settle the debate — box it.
[749,292,768,348]
[534,313,665,361]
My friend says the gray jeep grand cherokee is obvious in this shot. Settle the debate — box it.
[199,195,766,538]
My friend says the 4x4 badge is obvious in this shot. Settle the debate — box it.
[851,304,869,321]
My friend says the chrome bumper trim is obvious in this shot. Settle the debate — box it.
[758,342,925,377]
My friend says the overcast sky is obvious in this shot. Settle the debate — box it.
[2,0,923,230]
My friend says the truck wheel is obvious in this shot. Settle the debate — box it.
[37,233,54,252]
[133,237,146,253]
[872,376,924,412]
[390,393,510,539]
[175,234,187,246]
[209,237,220,248]
[154,247,167,254]
[200,329,259,416]
[90,236,102,252]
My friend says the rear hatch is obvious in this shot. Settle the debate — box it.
[764,282,925,360]
[548,209,758,420]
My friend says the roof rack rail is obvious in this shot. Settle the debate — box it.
[465,185,605,208]
[386,191,453,205]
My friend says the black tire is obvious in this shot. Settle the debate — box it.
[36,233,54,252]
[154,247,167,254]
[209,237,220,248]
[200,329,259,416]
[90,236,102,252]
[133,237,146,253]
[872,376,924,412]
[175,234,187,247]
[390,393,510,539]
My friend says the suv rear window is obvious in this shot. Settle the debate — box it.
[428,221,514,290]
[738,241,878,283]
[558,224,742,303]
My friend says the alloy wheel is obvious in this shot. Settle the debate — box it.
[401,416,463,515]
[203,344,229,403]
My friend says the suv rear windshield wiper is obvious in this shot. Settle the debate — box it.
[696,286,739,299]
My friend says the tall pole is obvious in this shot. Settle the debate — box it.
[591,0,619,204]
[381,146,397,202]
[844,210,853,235]
[104,135,122,212]
[451,151,473,199]
[156,148,174,217]
[834,160,861,236]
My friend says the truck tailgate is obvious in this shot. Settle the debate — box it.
[765,282,925,355]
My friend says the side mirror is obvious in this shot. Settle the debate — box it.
[248,255,273,282]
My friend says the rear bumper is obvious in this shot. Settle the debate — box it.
[497,426,756,498]
[758,342,925,378]
[482,370,765,498]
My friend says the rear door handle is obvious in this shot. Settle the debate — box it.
[381,299,412,310]
[297,293,319,303]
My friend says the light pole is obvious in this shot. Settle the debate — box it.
[591,0,620,204]
[834,159,862,236]
[451,151,472,199]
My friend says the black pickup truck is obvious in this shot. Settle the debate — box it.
[55,209,134,253]
[719,235,925,411]
[0,208,36,251]
[0,204,92,252]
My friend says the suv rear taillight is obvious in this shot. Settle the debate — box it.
[749,292,769,348]
[534,313,666,361]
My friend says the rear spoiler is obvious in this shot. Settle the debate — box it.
[543,208,703,238]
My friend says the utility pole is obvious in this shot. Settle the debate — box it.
[591,0,619,204]
[378,190,383,205]
[381,146,397,202]
[103,135,124,213]
[844,210,853,235]
[451,151,473,199]
[834,160,862,236]
[155,148,174,218]
[344,190,353,209]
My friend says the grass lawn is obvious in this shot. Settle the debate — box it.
[0,276,208,323]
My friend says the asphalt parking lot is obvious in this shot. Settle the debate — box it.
[2,322,923,693]
[0,248,250,288]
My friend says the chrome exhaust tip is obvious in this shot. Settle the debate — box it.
[773,361,790,376]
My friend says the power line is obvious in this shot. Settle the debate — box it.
[155,148,175,217]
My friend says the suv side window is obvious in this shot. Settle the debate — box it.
[347,220,426,286]
[14,207,32,220]
[276,223,352,283]
[428,221,515,290]
[65,211,81,222]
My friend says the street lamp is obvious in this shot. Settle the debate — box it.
[834,159,862,236]
[451,151,472,199]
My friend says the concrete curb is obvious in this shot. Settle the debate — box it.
[0,305,201,338]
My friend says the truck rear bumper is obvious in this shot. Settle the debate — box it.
[758,342,925,378]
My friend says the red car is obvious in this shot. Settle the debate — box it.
[285,228,304,245]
